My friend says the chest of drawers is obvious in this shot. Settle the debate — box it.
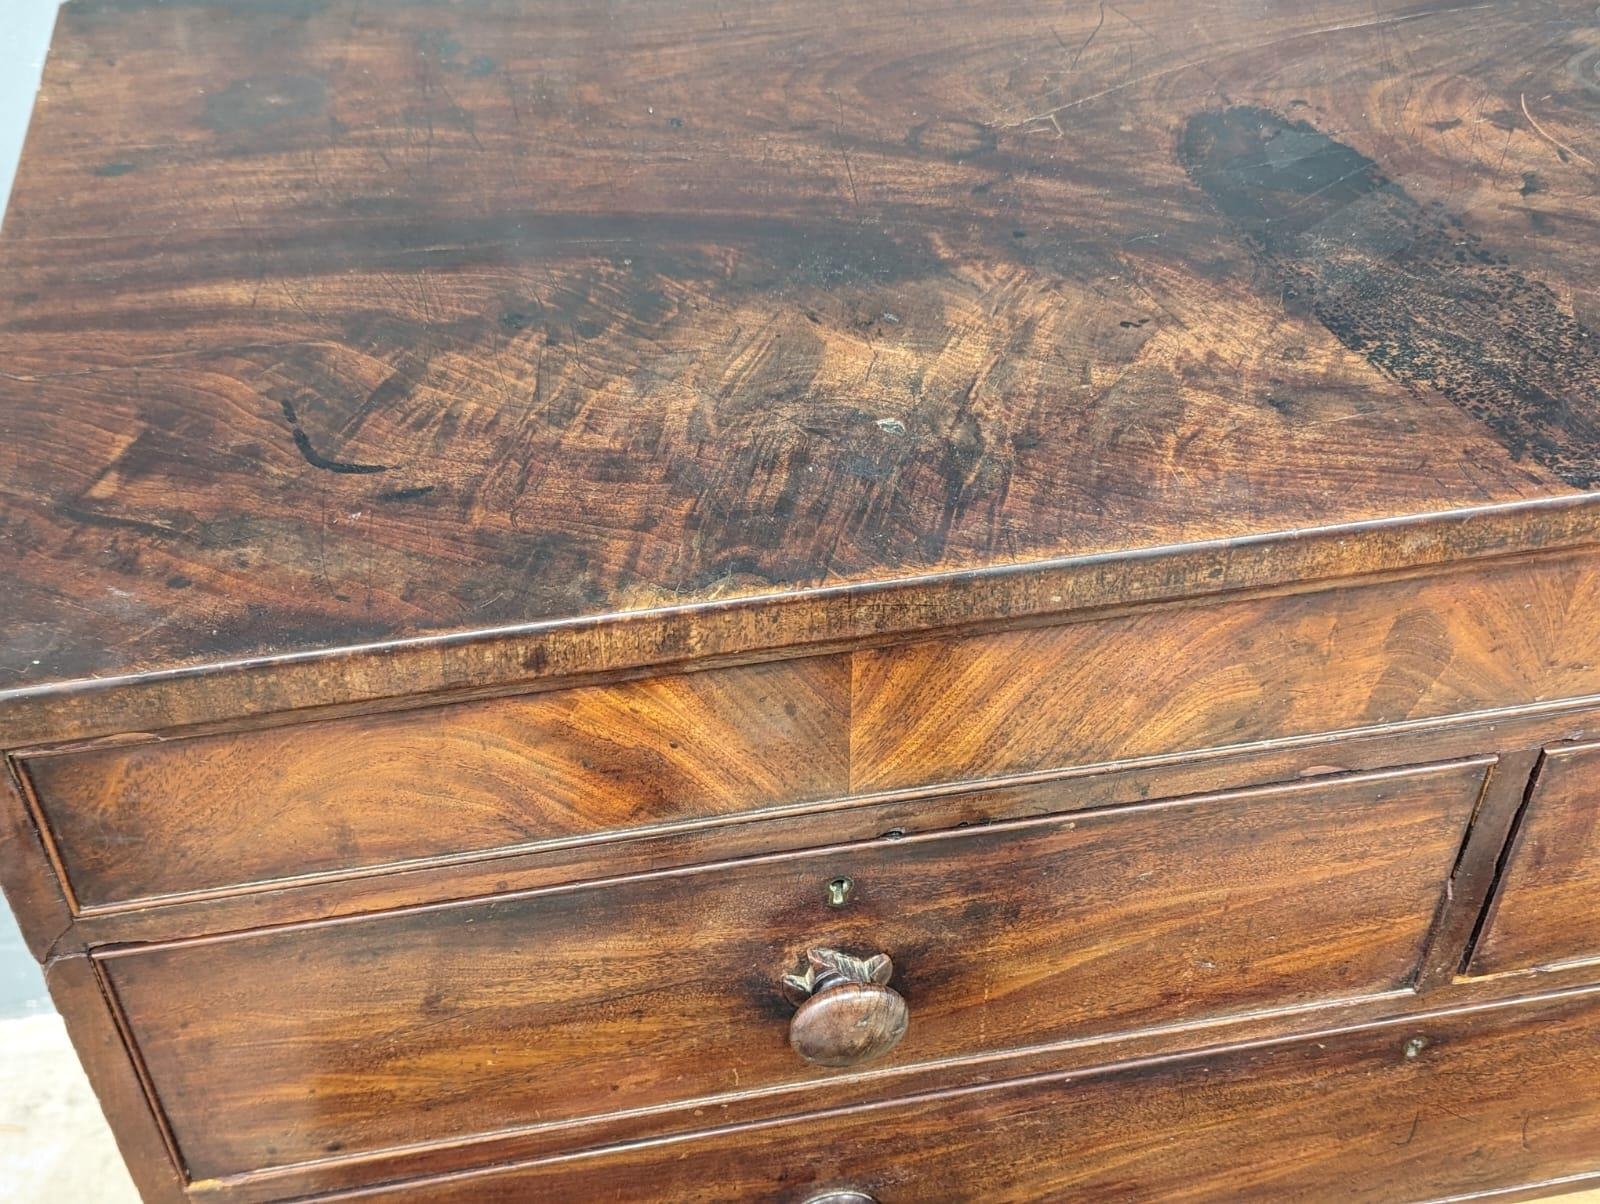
[5,1,1600,1200]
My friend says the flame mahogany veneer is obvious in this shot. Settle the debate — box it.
[5,1,1600,1200]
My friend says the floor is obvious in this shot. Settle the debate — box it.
[0,2,1597,1201]
[1,1014,140,1203]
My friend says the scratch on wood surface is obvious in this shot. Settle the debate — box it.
[1521,93,1596,168]
[1068,1,1106,69]
[832,93,862,210]
[1395,1110,1422,1146]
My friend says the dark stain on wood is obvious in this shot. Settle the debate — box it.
[1,0,1593,693]
[204,74,327,132]
[278,397,389,474]
[1181,105,1600,488]
[5,6,1600,1201]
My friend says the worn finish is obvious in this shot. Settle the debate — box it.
[8,501,1600,750]
[3,0,1600,707]
[1470,741,1600,977]
[1180,106,1600,489]
[6,1,1600,1200]
[1414,749,1546,992]
[98,763,1480,1181]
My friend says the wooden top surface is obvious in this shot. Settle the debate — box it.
[3,0,1600,702]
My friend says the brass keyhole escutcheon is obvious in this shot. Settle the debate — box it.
[826,876,853,907]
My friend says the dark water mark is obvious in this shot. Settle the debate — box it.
[1180,105,1600,488]
[205,74,327,132]
[376,484,436,502]
[278,397,389,475]
[907,118,998,161]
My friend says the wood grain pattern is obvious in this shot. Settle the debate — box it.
[17,547,1600,913]
[22,656,847,908]
[853,549,1600,791]
[122,949,1600,1203]
[5,3,1600,1200]
[1471,741,1600,976]
[3,0,1599,696]
[298,986,1600,1203]
[99,762,1483,1181]
[26,696,1599,955]
[6,502,1600,750]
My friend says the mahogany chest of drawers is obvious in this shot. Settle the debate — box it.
[5,1,1600,1200]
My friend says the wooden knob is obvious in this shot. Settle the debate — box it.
[782,948,909,1068]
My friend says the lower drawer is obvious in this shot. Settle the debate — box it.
[323,986,1600,1203]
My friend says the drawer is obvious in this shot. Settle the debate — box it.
[23,547,1600,915]
[1471,741,1600,976]
[98,760,1486,1183]
[852,552,1600,793]
[332,986,1600,1203]
[20,656,849,909]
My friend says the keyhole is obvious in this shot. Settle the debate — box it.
[826,876,854,907]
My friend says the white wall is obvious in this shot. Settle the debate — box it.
[1,0,64,229]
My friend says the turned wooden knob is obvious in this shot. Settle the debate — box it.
[782,948,909,1068]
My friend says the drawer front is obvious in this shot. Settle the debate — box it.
[99,761,1486,1181]
[23,550,1600,913]
[852,552,1600,792]
[22,656,849,908]
[334,987,1600,1203]
[1471,741,1600,976]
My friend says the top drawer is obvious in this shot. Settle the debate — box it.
[20,549,1600,910]
[21,657,850,910]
